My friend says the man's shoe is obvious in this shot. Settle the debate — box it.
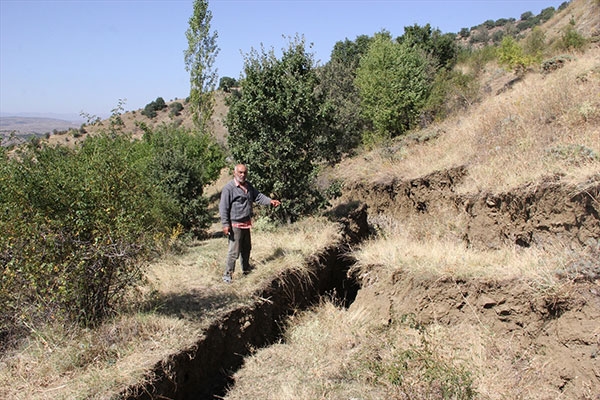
[242,265,254,275]
[222,275,232,284]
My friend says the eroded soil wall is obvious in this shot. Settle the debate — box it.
[353,270,600,398]
[344,168,600,249]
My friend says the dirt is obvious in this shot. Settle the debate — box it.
[340,169,600,399]
[343,167,600,250]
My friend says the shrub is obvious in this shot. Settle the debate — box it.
[0,135,176,331]
[422,69,479,122]
[141,97,168,119]
[219,76,238,92]
[497,36,534,73]
[141,123,225,236]
[541,54,575,73]
[169,101,184,117]
[556,19,587,52]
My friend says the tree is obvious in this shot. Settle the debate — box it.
[219,76,238,92]
[355,32,432,141]
[316,35,373,160]
[225,36,332,223]
[141,97,167,119]
[329,35,373,67]
[398,23,458,71]
[184,0,219,130]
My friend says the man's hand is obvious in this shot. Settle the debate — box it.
[271,199,281,207]
[222,226,230,236]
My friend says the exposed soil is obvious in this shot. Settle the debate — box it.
[341,170,600,399]
[343,167,600,250]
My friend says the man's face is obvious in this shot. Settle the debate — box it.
[234,166,248,184]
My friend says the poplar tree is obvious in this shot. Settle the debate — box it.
[184,0,219,130]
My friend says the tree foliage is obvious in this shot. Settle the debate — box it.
[557,18,587,51]
[141,96,167,119]
[219,76,238,92]
[355,32,432,141]
[316,35,373,160]
[184,0,219,129]
[0,135,172,329]
[1,120,224,335]
[398,23,458,71]
[140,123,225,236]
[225,36,332,222]
[497,36,535,73]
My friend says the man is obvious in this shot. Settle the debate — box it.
[219,164,281,283]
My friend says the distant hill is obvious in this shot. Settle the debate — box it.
[1,116,80,144]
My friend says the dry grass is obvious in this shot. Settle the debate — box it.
[353,228,569,283]
[224,42,600,400]
[225,299,480,400]
[0,216,340,399]
[223,275,587,400]
[337,47,600,194]
[0,313,202,400]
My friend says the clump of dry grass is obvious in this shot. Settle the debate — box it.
[353,229,565,283]
[0,215,340,400]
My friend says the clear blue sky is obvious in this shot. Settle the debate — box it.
[1,0,565,121]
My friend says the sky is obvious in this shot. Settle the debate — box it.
[0,0,566,121]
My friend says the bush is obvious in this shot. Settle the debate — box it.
[0,135,176,331]
[557,19,587,51]
[0,124,224,337]
[141,123,225,236]
[422,69,479,122]
[219,76,238,92]
[141,97,168,119]
[541,54,575,74]
[497,36,534,73]
[169,101,184,117]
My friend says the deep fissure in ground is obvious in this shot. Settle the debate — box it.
[120,204,369,400]
[121,170,599,399]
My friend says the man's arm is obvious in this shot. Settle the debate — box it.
[219,184,232,235]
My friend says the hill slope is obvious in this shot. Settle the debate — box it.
[0,0,598,398]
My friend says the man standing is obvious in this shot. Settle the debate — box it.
[219,164,281,283]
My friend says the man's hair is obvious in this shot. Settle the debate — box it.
[235,163,247,172]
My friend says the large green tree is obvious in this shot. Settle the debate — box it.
[316,35,373,159]
[355,32,432,140]
[184,0,219,129]
[225,36,332,223]
[398,23,458,71]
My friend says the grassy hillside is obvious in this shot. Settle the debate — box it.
[0,0,598,398]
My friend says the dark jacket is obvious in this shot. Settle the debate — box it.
[219,179,271,227]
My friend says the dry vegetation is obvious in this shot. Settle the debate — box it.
[334,46,600,194]
[0,216,341,399]
[225,3,600,398]
[1,1,599,398]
